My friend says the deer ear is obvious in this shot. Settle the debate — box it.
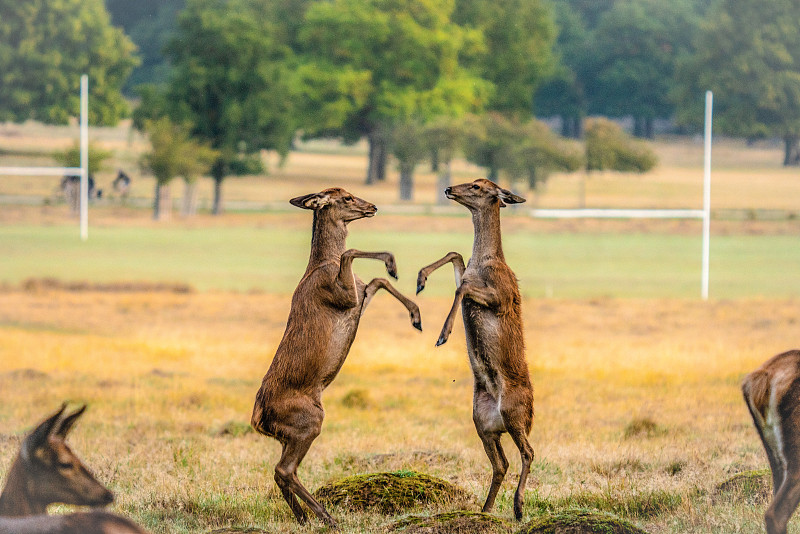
[289,193,331,210]
[22,404,67,459]
[497,187,526,207]
[54,404,86,438]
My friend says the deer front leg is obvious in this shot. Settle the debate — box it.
[363,278,422,331]
[436,280,500,346]
[416,252,465,294]
[328,250,399,308]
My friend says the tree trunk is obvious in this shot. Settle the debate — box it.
[181,180,198,217]
[399,163,414,201]
[211,159,225,215]
[783,136,800,166]
[579,170,588,209]
[436,160,451,205]
[366,128,388,184]
[154,182,172,221]
[430,147,439,172]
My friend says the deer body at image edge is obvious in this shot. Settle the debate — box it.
[251,188,421,527]
[0,404,148,534]
[743,349,800,534]
[417,179,534,521]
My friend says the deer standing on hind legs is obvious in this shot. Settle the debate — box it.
[0,403,148,533]
[416,179,534,521]
[251,187,422,528]
[742,349,800,534]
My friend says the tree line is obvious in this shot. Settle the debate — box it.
[0,0,798,214]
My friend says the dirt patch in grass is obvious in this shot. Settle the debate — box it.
[208,529,269,534]
[313,471,475,515]
[714,469,771,505]
[389,511,510,533]
[519,510,649,534]
[20,277,194,294]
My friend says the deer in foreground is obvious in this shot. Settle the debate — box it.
[416,179,534,521]
[0,404,148,533]
[742,349,800,534]
[251,188,422,527]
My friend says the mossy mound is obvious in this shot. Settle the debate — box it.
[714,469,771,505]
[313,471,474,514]
[208,529,269,534]
[518,510,648,534]
[390,511,510,534]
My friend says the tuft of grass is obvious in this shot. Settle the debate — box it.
[213,420,254,438]
[313,471,475,515]
[389,510,510,533]
[622,418,666,439]
[528,489,682,520]
[520,509,649,534]
[713,469,771,505]
[341,388,372,409]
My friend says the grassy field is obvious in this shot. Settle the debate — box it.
[0,291,796,533]
[0,123,799,533]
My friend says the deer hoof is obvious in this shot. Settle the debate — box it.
[412,319,422,331]
[436,336,448,346]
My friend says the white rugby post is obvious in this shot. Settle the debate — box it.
[701,90,713,300]
[79,74,89,241]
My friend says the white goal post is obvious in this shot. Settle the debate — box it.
[531,91,713,300]
[0,75,89,241]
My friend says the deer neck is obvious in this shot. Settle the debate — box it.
[0,458,44,516]
[307,211,348,269]
[470,202,504,264]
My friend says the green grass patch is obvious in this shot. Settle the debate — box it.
[0,224,799,297]
[520,510,649,534]
[313,471,475,514]
[528,489,682,520]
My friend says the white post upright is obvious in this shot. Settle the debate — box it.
[79,74,89,241]
[701,90,713,300]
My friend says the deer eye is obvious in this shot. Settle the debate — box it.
[57,461,74,470]
[344,196,353,202]
[471,184,480,190]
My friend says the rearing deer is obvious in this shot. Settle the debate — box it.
[416,179,534,521]
[742,349,800,534]
[0,404,148,533]
[251,187,422,527]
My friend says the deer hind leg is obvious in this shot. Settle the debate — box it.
[743,389,786,495]
[473,389,508,513]
[501,391,535,521]
[362,277,422,330]
[272,404,335,527]
[764,389,800,534]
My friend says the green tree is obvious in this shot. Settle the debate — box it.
[535,2,590,138]
[390,120,428,201]
[106,0,185,91]
[506,120,583,203]
[589,0,700,138]
[424,116,465,203]
[582,117,657,207]
[461,113,519,182]
[140,117,217,220]
[165,0,298,214]
[0,0,138,124]
[674,0,800,165]
[453,0,557,117]
[301,0,491,184]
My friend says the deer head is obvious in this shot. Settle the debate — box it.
[0,404,114,516]
[444,179,526,210]
[290,188,377,223]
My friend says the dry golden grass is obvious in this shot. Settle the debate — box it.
[0,289,797,533]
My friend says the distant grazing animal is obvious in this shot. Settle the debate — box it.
[112,170,131,198]
[742,349,800,534]
[0,404,148,533]
[416,179,534,521]
[251,188,422,527]
[60,174,101,212]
